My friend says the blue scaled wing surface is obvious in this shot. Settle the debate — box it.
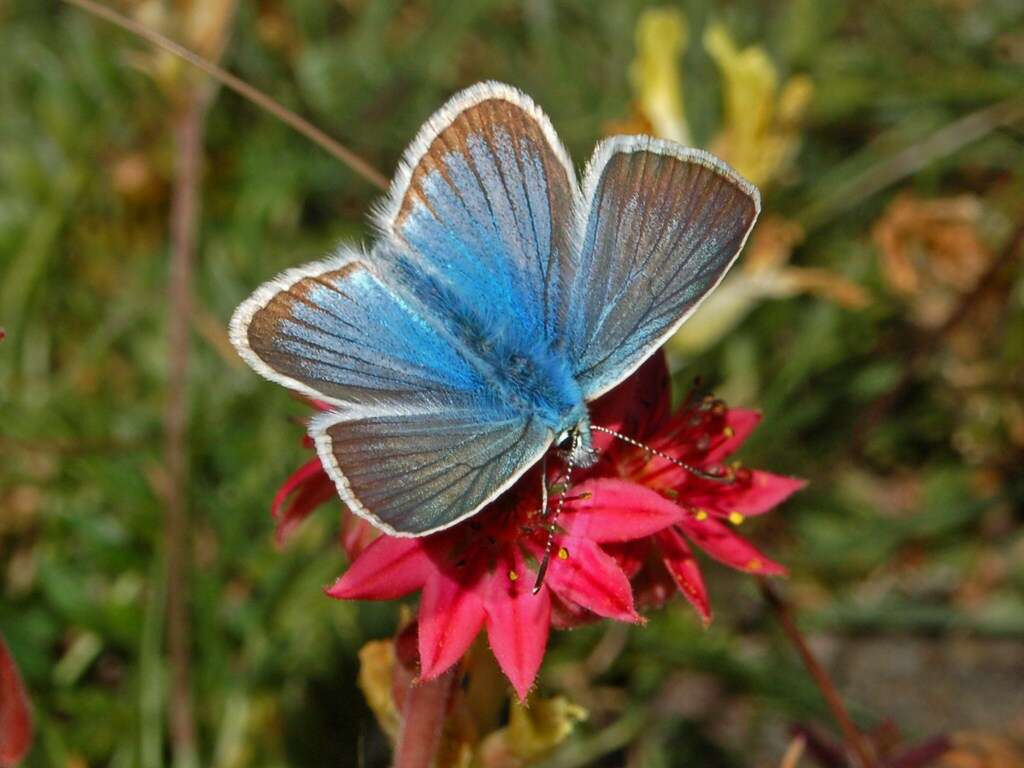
[230,250,551,535]
[566,136,761,400]
[373,81,579,349]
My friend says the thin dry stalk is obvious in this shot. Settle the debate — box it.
[62,0,389,191]
[163,4,238,763]
[164,89,204,768]
[759,579,878,768]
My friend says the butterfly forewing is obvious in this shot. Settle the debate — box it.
[566,137,760,399]
[375,82,580,346]
[231,251,488,408]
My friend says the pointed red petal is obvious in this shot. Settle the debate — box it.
[687,471,805,518]
[545,537,640,622]
[560,479,684,543]
[678,516,786,576]
[590,351,671,452]
[727,471,806,516]
[326,537,433,600]
[483,553,551,701]
[271,457,335,545]
[417,571,486,680]
[0,636,32,768]
[340,514,377,559]
[655,528,711,624]
[705,409,762,464]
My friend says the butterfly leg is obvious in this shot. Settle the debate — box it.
[533,434,579,594]
[539,452,549,520]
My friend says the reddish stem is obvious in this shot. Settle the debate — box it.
[759,579,878,768]
[392,669,456,768]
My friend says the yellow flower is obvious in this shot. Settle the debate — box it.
[477,695,588,766]
[703,23,813,187]
[670,217,868,354]
[629,8,691,145]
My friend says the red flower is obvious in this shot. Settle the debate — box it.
[0,635,32,768]
[583,353,805,624]
[272,352,803,699]
[327,459,683,700]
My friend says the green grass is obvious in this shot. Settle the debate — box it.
[2,0,1023,765]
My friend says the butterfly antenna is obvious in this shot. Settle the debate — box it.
[590,425,733,483]
[533,436,577,594]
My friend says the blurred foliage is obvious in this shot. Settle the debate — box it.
[1,0,1023,766]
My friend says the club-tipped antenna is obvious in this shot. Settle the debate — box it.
[590,425,733,483]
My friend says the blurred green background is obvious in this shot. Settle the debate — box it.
[2,0,1023,766]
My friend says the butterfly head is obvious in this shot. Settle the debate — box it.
[554,422,598,468]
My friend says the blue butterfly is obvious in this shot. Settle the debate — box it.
[230,81,760,538]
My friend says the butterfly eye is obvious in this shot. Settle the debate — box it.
[554,430,574,452]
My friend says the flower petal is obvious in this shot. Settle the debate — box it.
[655,528,711,624]
[418,571,486,680]
[678,516,786,575]
[604,541,647,579]
[327,537,433,600]
[271,457,335,545]
[589,351,671,452]
[0,636,32,768]
[686,470,805,518]
[549,593,598,630]
[560,479,684,543]
[340,515,377,560]
[704,409,761,464]
[726,471,806,516]
[545,537,640,622]
[483,553,551,701]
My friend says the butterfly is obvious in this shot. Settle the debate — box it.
[230,81,760,538]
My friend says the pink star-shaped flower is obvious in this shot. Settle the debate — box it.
[271,351,804,699]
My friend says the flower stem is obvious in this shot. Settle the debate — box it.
[759,578,878,768]
[393,669,456,768]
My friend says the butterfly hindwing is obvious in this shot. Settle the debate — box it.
[566,136,760,399]
[312,404,549,535]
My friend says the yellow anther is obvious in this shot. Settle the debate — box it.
[557,547,569,560]
[694,509,709,521]
[722,425,735,438]
[746,558,762,572]
[728,511,745,525]
[508,570,519,581]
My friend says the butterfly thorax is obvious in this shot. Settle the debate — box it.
[461,318,597,467]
